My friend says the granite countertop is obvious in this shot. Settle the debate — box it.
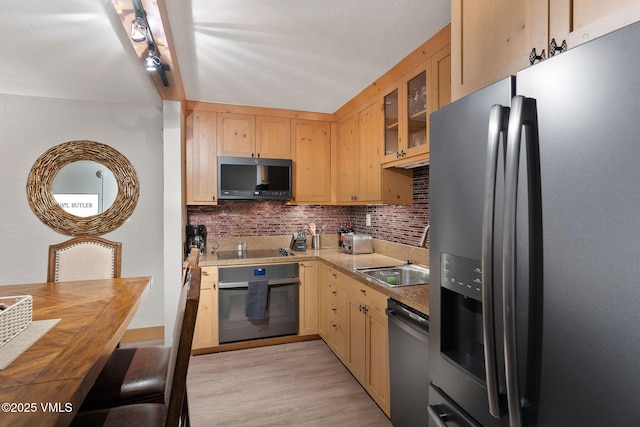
[196,247,429,316]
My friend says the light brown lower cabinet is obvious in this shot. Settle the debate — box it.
[319,262,390,416]
[192,266,219,350]
[298,261,319,336]
[346,279,390,417]
[318,263,348,362]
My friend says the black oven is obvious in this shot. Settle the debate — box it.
[218,263,299,344]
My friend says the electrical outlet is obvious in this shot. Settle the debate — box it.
[365,213,371,227]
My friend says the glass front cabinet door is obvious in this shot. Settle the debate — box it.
[383,88,399,159]
[406,70,428,154]
[382,64,430,164]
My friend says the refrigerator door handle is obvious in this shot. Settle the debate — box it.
[503,95,541,427]
[481,104,510,418]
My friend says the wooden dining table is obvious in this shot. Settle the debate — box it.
[0,276,152,427]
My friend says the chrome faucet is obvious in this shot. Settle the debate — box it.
[419,224,430,247]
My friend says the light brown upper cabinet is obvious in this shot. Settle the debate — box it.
[217,113,291,158]
[382,66,428,165]
[255,116,291,159]
[335,111,358,203]
[452,0,640,100]
[336,100,383,203]
[185,110,218,205]
[382,44,451,168]
[291,119,332,204]
[336,99,412,205]
[550,0,640,54]
[217,113,256,157]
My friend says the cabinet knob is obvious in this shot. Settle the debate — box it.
[202,270,209,276]
[360,289,366,294]
[331,323,337,328]
[332,273,337,278]
[332,290,337,295]
[332,307,337,312]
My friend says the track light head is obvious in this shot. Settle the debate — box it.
[130,16,147,42]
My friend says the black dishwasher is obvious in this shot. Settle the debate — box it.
[386,298,429,426]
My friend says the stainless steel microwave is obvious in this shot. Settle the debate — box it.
[217,156,293,200]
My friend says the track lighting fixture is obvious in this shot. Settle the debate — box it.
[130,16,147,42]
[145,50,162,71]
[130,0,170,87]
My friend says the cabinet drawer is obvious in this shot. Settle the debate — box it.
[326,282,347,307]
[201,266,218,281]
[325,298,346,320]
[349,281,388,314]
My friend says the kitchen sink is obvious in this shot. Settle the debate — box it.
[355,264,430,287]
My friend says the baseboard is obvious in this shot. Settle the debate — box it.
[120,326,165,343]
[192,334,321,355]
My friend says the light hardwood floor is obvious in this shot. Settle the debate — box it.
[186,339,392,426]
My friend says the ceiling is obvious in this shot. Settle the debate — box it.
[0,0,450,113]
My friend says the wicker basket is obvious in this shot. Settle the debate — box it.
[0,295,33,347]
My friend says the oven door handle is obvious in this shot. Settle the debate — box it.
[218,278,299,289]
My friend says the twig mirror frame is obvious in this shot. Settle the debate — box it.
[26,140,139,236]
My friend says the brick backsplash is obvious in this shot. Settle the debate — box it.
[349,166,429,247]
[187,166,429,247]
[187,203,350,237]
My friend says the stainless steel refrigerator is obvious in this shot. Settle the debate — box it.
[428,20,640,427]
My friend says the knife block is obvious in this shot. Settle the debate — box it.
[290,236,307,252]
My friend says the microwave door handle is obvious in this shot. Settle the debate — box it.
[503,96,540,427]
[482,104,509,418]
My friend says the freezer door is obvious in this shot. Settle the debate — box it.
[512,20,640,426]
[428,384,482,427]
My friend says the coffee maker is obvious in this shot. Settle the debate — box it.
[185,225,207,257]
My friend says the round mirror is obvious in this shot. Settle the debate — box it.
[26,140,139,236]
[52,161,118,217]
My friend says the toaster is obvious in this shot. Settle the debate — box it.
[343,234,373,254]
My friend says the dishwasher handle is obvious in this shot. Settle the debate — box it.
[386,308,429,344]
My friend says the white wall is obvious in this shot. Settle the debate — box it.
[0,93,165,329]
[163,100,187,344]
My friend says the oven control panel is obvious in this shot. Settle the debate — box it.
[219,263,299,286]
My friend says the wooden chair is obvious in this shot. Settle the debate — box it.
[182,248,200,284]
[47,236,122,282]
[74,266,201,427]
[185,247,200,268]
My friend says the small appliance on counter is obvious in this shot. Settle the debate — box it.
[185,224,207,256]
[290,230,307,252]
[343,234,373,254]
